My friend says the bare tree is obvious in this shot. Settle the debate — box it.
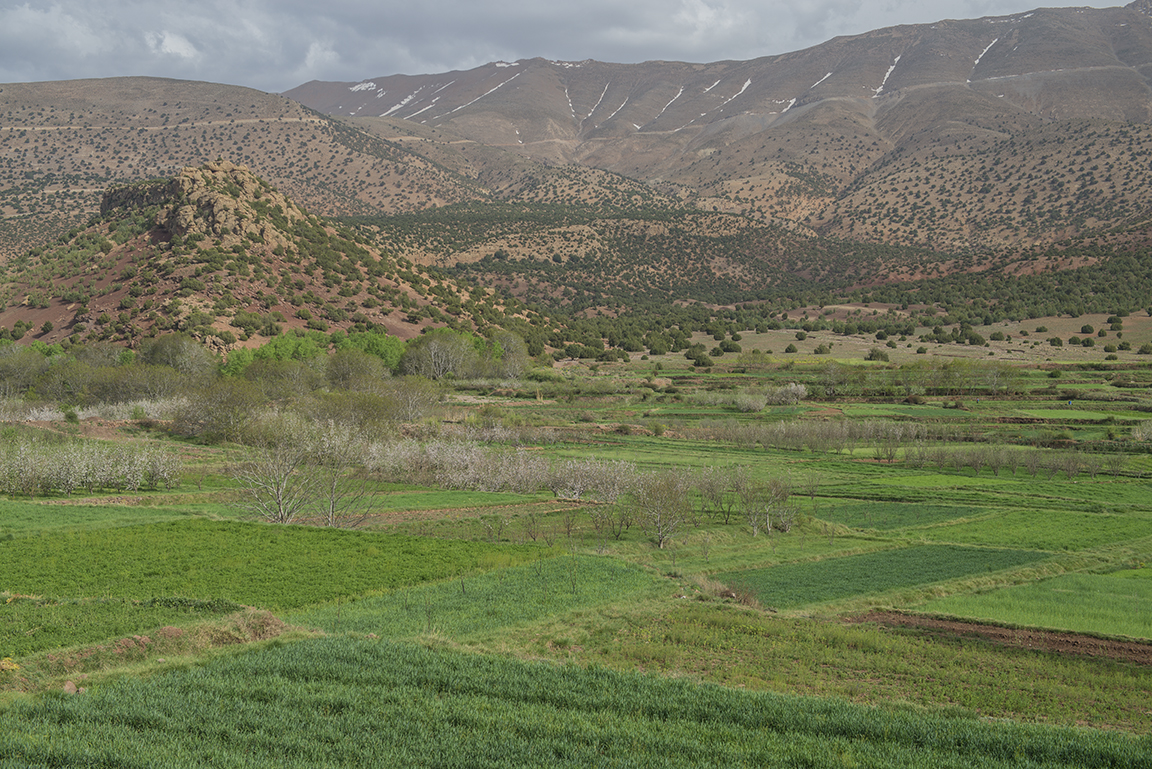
[1061,452,1082,481]
[229,438,319,524]
[585,459,638,550]
[739,477,793,536]
[1082,452,1102,480]
[1023,449,1044,478]
[311,421,376,528]
[629,470,692,549]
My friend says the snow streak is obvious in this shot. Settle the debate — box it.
[873,56,901,97]
[439,72,522,118]
[720,79,752,107]
[969,39,999,82]
[587,82,610,119]
[653,86,684,121]
[605,97,629,121]
[810,72,833,89]
[382,87,427,117]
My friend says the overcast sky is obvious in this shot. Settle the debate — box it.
[0,0,1112,94]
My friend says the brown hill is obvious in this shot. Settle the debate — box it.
[0,162,534,350]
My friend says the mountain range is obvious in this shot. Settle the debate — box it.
[3,2,1152,344]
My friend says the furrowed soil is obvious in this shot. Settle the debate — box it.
[849,612,1152,666]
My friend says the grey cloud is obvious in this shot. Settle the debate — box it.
[0,0,1106,93]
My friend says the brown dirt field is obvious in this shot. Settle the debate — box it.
[848,611,1152,666]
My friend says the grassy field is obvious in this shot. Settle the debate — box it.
[2,636,1148,768]
[717,545,1053,610]
[2,349,1152,764]
[919,571,1152,640]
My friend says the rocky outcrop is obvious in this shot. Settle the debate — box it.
[103,161,303,251]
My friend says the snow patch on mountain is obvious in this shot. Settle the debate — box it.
[586,82,610,120]
[810,72,833,89]
[969,39,999,82]
[383,86,427,117]
[654,86,684,121]
[720,79,752,107]
[438,72,522,118]
[349,82,376,92]
[605,97,629,121]
[873,56,900,96]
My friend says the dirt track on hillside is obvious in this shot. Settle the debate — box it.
[847,612,1152,666]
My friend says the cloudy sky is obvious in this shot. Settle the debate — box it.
[0,0,1111,94]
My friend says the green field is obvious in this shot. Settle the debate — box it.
[2,636,1147,769]
[0,519,546,611]
[287,556,664,639]
[718,545,1053,609]
[920,571,1152,640]
[3,349,1152,764]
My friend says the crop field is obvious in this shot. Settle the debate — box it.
[2,348,1152,764]
[287,556,665,639]
[920,571,1152,640]
[717,545,1053,610]
[822,501,989,530]
[0,596,246,658]
[2,636,1148,769]
[0,519,546,610]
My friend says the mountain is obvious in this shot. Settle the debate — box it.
[287,2,1152,252]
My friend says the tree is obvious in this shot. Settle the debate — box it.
[139,333,216,381]
[326,348,388,391]
[229,435,319,524]
[173,378,263,442]
[311,421,376,528]
[383,375,442,422]
[739,477,792,536]
[628,470,692,548]
[400,328,478,379]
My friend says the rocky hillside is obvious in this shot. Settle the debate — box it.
[0,162,537,350]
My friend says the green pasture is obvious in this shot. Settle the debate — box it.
[718,545,1052,610]
[1,636,1147,768]
[919,508,1152,551]
[288,556,664,640]
[0,596,245,658]
[919,571,1152,640]
[837,403,969,419]
[374,488,548,511]
[532,601,1152,732]
[1017,408,1127,421]
[0,500,191,537]
[0,519,548,611]
[821,501,990,530]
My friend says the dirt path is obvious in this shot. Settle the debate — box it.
[847,611,1152,666]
